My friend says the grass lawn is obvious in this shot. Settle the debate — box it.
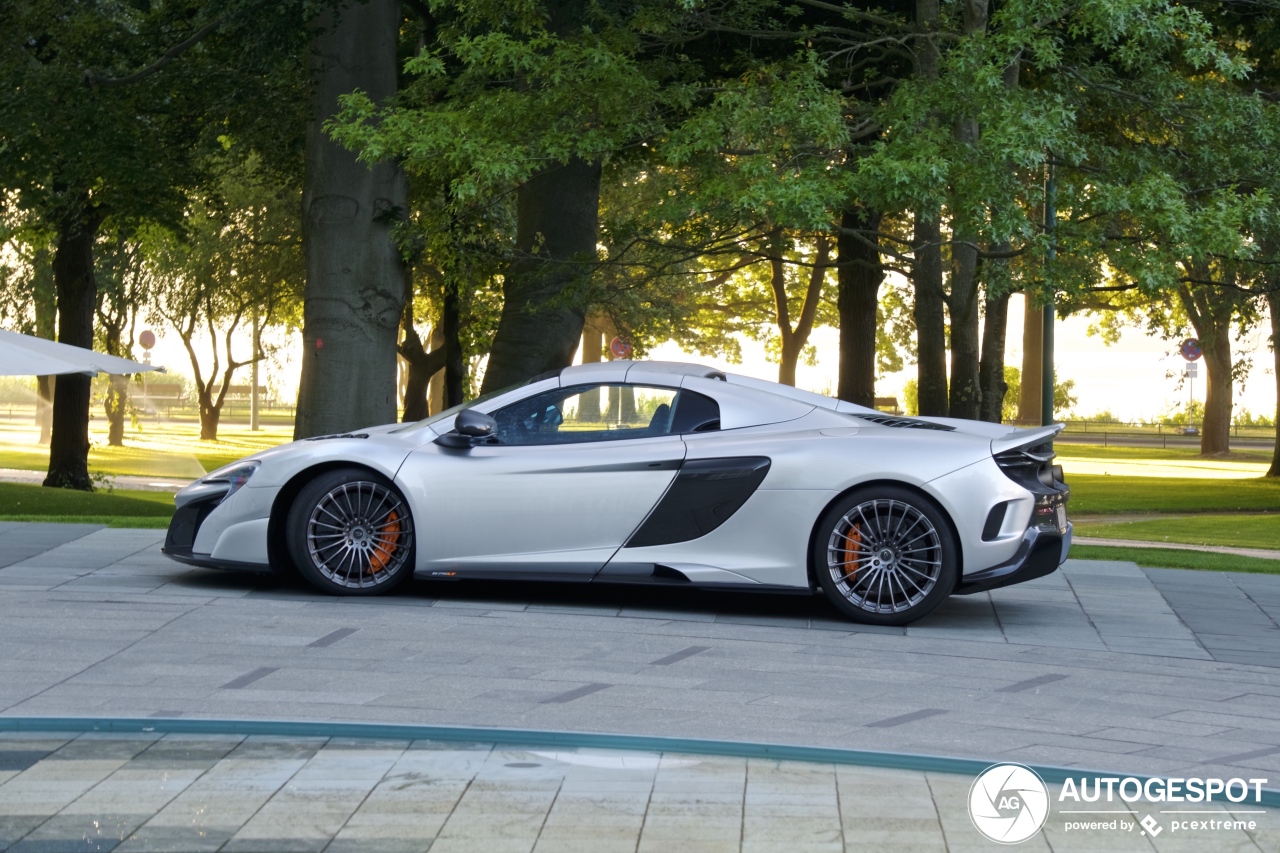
[1057,443,1273,462]
[1067,474,1280,515]
[0,482,174,528]
[0,416,290,480]
[1073,514,1280,550]
[1070,543,1280,574]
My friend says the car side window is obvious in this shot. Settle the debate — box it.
[492,384,680,445]
[669,389,720,434]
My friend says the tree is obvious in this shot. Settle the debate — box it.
[837,209,885,407]
[0,217,58,441]
[0,0,313,487]
[294,0,408,436]
[94,232,149,446]
[149,158,302,441]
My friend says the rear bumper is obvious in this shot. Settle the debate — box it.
[953,522,1071,596]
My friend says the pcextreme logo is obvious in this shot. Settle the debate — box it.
[968,763,1051,844]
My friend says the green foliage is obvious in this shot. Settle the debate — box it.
[1234,409,1276,428]
[902,379,919,416]
[0,0,311,232]
[1158,399,1205,427]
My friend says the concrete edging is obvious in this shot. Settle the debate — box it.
[3,715,1277,809]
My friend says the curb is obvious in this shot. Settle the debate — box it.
[3,715,1277,809]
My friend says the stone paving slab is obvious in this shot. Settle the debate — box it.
[0,733,1272,853]
[0,525,1279,789]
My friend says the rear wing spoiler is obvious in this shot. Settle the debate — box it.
[990,423,1065,456]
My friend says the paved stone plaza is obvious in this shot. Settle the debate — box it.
[1,521,1279,849]
[0,731,1272,853]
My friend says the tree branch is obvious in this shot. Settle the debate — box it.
[84,17,224,87]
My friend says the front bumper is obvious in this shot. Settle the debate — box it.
[161,491,273,574]
[953,521,1072,596]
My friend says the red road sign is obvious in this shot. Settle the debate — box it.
[610,336,632,359]
[1180,338,1202,361]
[139,330,156,350]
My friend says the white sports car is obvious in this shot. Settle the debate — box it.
[163,361,1071,625]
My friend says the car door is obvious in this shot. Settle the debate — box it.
[414,383,686,578]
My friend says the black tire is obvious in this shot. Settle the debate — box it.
[285,467,415,596]
[812,486,958,626]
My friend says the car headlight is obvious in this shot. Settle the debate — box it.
[202,461,260,499]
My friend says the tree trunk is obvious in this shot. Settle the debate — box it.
[913,214,948,416]
[295,0,408,438]
[32,246,56,443]
[772,234,829,388]
[1177,280,1234,456]
[914,0,946,417]
[945,0,988,421]
[398,278,445,422]
[36,377,54,445]
[481,158,600,393]
[977,289,1010,423]
[978,245,1011,423]
[1196,325,1231,456]
[1200,334,1232,456]
[199,395,221,442]
[400,346,433,422]
[1267,284,1280,477]
[44,205,102,490]
[442,281,465,406]
[837,209,883,407]
[1018,296,1043,424]
[947,235,982,419]
[105,375,127,446]
[427,324,445,414]
[399,312,446,422]
[777,348,799,387]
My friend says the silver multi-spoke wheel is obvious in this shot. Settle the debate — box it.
[826,498,943,615]
[305,481,413,589]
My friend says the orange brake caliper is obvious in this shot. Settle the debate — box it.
[369,510,401,573]
[843,524,861,581]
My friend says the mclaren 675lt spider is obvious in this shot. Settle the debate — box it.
[163,361,1071,625]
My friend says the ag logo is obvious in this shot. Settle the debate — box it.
[968,763,1050,844]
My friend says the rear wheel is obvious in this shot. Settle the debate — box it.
[813,487,957,626]
[286,468,414,595]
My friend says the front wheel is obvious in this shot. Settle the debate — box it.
[286,468,415,596]
[813,487,957,626]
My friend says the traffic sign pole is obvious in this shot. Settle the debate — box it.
[1180,339,1201,428]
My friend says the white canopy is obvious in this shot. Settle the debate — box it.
[0,328,162,376]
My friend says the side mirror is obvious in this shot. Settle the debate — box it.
[433,408,498,450]
[456,408,497,437]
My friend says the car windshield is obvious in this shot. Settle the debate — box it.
[388,373,557,433]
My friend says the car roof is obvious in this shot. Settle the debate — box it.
[558,360,727,384]
[556,360,884,427]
